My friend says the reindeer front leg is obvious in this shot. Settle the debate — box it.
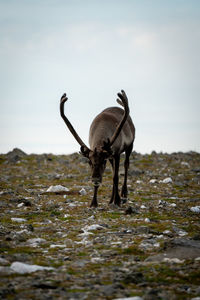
[110,155,121,206]
[90,185,99,207]
[121,143,133,199]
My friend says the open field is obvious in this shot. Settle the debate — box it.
[0,148,200,299]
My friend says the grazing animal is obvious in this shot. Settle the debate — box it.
[60,90,135,207]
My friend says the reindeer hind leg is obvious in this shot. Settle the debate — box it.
[109,158,114,204]
[121,143,133,200]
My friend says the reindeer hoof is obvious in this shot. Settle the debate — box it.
[90,202,98,208]
[121,197,128,204]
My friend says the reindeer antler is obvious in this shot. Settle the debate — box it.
[109,90,130,146]
[60,93,90,153]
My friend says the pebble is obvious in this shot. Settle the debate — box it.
[163,257,185,264]
[79,188,87,195]
[91,257,104,263]
[181,161,190,167]
[0,257,9,265]
[64,214,70,218]
[162,177,173,183]
[85,224,104,231]
[136,180,142,184]
[46,185,69,193]
[114,297,144,300]
[144,218,150,223]
[68,203,77,208]
[149,179,157,184]
[88,215,95,220]
[11,218,26,223]
[27,238,46,247]
[10,262,54,274]
[140,205,147,209]
[50,244,66,249]
[139,240,160,251]
[190,206,200,213]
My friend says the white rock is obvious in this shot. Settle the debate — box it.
[181,161,190,167]
[149,179,157,184]
[157,234,164,239]
[46,185,69,193]
[91,257,104,263]
[79,230,93,237]
[162,177,173,184]
[169,203,176,207]
[163,257,185,264]
[154,242,161,248]
[140,205,147,209]
[144,218,150,223]
[85,224,103,231]
[113,297,144,300]
[195,257,200,261]
[79,188,87,195]
[16,229,29,235]
[27,238,46,247]
[136,180,142,184]
[79,224,103,237]
[64,214,70,218]
[139,241,160,251]
[111,241,122,245]
[163,230,172,235]
[190,206,200,213]
[178,230,188,237]
[11,218,26,223]
[17,203,24,208]
[68,203,77,208]
[158,200,167,206]
[75,237,93,246]
[50,244,66,249]
[10,262,54,274]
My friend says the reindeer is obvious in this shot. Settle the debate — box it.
[60,90,135,207]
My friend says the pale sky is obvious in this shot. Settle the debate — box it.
[1,0,200,154]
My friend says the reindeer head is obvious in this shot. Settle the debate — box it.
[80,140,112,186]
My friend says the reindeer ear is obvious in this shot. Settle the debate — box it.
[80,146,90,158]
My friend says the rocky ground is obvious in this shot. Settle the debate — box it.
[0,148,200,300]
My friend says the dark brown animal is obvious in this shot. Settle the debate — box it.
[60,90,135,207]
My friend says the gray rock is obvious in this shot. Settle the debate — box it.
[0,257,9,266]
[122,271,144,284]
[125,206,139,215]
[146,238,200,262]
[172,238,200,249]
[6,148,27,163]
[101,284,117,297]
[135,226,150,235]
[128,167,144,176]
